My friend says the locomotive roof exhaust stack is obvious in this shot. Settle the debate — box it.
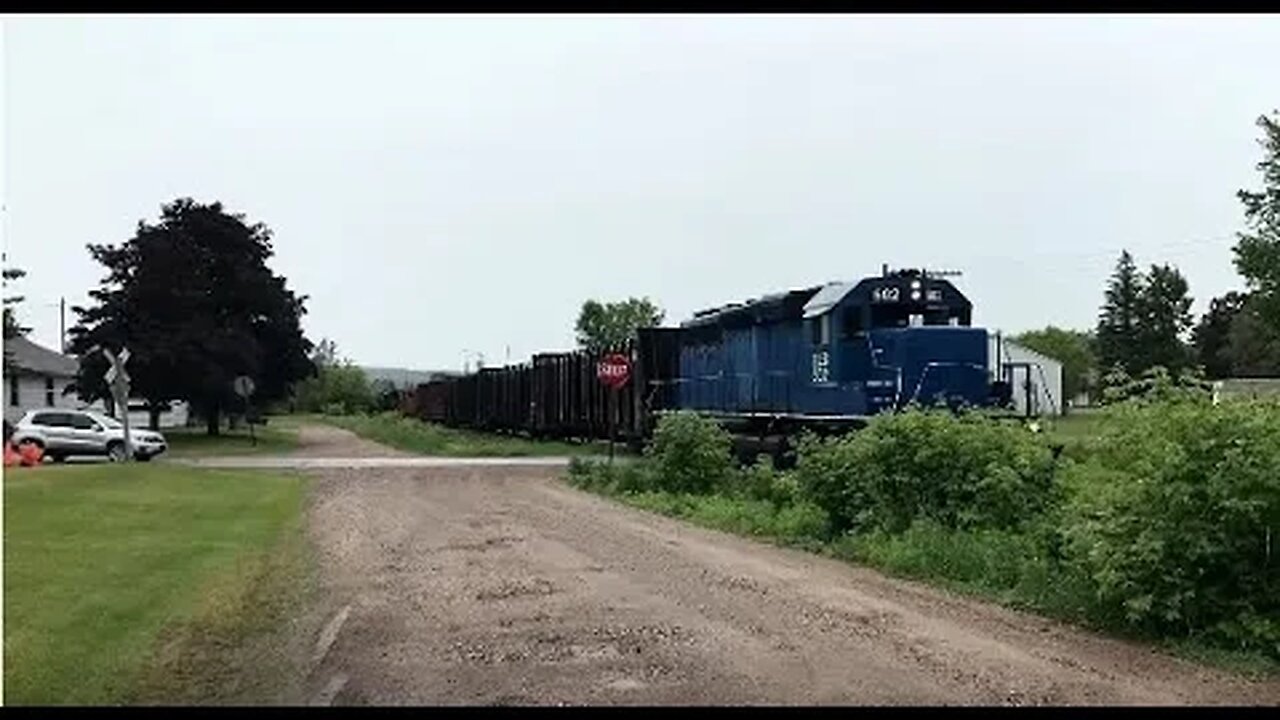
[882,263,889,277]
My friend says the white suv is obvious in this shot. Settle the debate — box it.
[11,409,168,462]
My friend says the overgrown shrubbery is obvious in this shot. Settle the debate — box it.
[294,363,376,415]
[1060,399,1280,654]
[795,409,1059,534]
[1099,364,1214,405]
[644,411,736,494]
[567,401,1280,665]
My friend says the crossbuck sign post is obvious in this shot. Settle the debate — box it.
[102,346,133,461]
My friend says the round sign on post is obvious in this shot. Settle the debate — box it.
[596,353,631,466]
[596,353,631,390]
[233,376,257,446]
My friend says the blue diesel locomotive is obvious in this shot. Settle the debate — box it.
[403,267,1011,452]
[664,267,1002,433]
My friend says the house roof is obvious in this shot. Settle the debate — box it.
[991,337,1063,370]
[4,336,79,377]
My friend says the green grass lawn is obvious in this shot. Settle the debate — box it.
[313,412,609,457]
[1041,409,1107,441]
[161,420,300,458]
[3,463,309,705]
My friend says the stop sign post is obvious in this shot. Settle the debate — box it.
[596,353,631,390]
[596,353,632,464]
[233,376,257,446]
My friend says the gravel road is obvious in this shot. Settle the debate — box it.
[282,423,1279,706]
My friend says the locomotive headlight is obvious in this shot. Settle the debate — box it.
[911,290,922,301]
[911,280,922,290]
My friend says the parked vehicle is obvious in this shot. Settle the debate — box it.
[10,409,168,462]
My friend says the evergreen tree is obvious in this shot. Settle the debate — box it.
[1229,111,1280,375]
[1096,251,1146,372]
[1137,263,1194,372]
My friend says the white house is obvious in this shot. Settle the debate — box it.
[4,335,82,424]
[4,335,190,427]
[123,398,190,429]
[988,334,1065,416]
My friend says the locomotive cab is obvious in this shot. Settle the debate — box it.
[672,267,1002,428]
[802,269,989,413]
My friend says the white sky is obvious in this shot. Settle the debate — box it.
[3,14,1277,370]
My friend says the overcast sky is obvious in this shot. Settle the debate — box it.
[3,14,1277,371]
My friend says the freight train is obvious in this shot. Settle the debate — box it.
[402,268,1013,459]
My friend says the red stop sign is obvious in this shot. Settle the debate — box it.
[596,353,632,390]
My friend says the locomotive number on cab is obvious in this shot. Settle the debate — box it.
[871,286,900,303]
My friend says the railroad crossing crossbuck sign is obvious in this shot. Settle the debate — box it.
[103,347,131,396]
[596,353,631,390]
[101,346,133,461]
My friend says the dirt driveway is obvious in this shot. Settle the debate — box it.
[285,424,1278,706]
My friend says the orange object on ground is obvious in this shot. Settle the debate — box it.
[17,442,43,467]
[3,443,20,467]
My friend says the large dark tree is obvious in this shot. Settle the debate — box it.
[1136,263,1194,373]
[575,297,664,352]
[1096,251,1145,373]
[1193,291,1248,379]
[1227,111,1280,376]
[68,198,315,433]
[1227,308,1280,377]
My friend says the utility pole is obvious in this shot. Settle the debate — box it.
[59,296,66,352]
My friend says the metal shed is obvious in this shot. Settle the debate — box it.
[987,335,1064,416]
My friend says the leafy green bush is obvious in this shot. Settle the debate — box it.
[738,454,777,501]
[1059,400,1280,654]
[296,362,375,415]
[795,410,1058,534]
[1100,365,1213,406]
[567,456,654,494]
[613,460,656,494]
[645,412,736,494]
[566,457,599,489]
[772,501,831,542]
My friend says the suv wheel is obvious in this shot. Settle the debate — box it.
[106,442,127,462]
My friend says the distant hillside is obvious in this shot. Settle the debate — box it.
[360,366,461,389]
